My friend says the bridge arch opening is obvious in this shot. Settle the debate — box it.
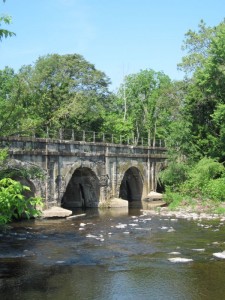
[62,167,100,209]
[119,167,143,203]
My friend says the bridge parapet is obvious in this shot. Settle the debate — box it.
[0,136,167,158]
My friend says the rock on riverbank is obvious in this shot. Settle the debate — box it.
[42,207,72,218]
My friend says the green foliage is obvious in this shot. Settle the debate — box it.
[177,20,225,160]
[25,54,110,130]
[0,148,8,164]
[204,178,225,202]
[181,157,225,197]
[163,188,183,209]
[161,20,225,195]
[0,148,45,180]
[164,158,225,205]
[0,164,45,181]
[0,14,15,41]
[0,54,112,136]
[0,67,25,136]
[0,178,43,224]
[115,69,178,142]
[159,161,190,189]
[213,206,225,214]
[178,19,216,76]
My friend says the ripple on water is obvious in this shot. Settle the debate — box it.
[1,210,225,299]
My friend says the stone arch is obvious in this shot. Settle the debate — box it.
[61,164,100,208]
[119,166,143,202]
[14,177,36,198]
[4,159,44,199]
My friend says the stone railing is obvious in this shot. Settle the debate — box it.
[7,128,165,148]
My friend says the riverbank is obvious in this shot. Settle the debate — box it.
[143,199,225,221]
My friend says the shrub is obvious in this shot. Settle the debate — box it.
[0,178,43,224]
[181,157,225,198]
[204,178,225,202]
[159,161,189,190]
[163,188,183,210]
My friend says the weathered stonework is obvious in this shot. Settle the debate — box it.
[0,137,167,209]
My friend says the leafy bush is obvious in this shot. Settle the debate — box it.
[181,157,225,198]
[0,149,8,164]
[163,188,183,210]
[161,157,225,210]
[189,157,224,184]
[159,161,189,189]
[204,178,225,202]
[0,178,43,224]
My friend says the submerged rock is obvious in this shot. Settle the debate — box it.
[42,207,72,218]
[145,191,163,200]
[115,224,127,229]
[66,213,86,220]
[108,198,129,208]
[192,248,205,252]
[213,251,225,259]
[168,257,193,263]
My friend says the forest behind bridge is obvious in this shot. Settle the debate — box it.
[2,9,225,221]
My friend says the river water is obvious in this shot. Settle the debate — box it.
[1,208,225,300]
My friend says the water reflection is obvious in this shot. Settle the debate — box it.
[1,208,225,299]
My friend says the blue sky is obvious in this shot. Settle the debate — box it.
[1,0,225,91]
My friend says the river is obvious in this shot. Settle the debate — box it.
[1,208,225,300]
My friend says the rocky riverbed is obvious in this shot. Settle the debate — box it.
[143,205,225,221]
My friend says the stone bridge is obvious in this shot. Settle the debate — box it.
[0,137,167,209]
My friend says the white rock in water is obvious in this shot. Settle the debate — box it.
[135,228,151,231]
[97,238,104,242]
[169,252,181,255]
[168,257,193,263]
[213,251,225,259]
[167,228,175,232]
[115,224,127,229]
[86,234,98,239]
[192,248,205,252]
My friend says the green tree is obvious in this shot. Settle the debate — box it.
[115,69,174,144]
[178,19,216,76]
[177,20,225,160]
[17,53,112,135]
[161,19,225,204]
[0,67,25,136]
[0,0,15,42]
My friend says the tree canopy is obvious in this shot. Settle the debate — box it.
[0,54,112,136]
[0,1,15,42]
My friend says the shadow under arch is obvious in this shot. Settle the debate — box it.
[155,162,167,194]
[119,167,143,206]
[62,167,100,209]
